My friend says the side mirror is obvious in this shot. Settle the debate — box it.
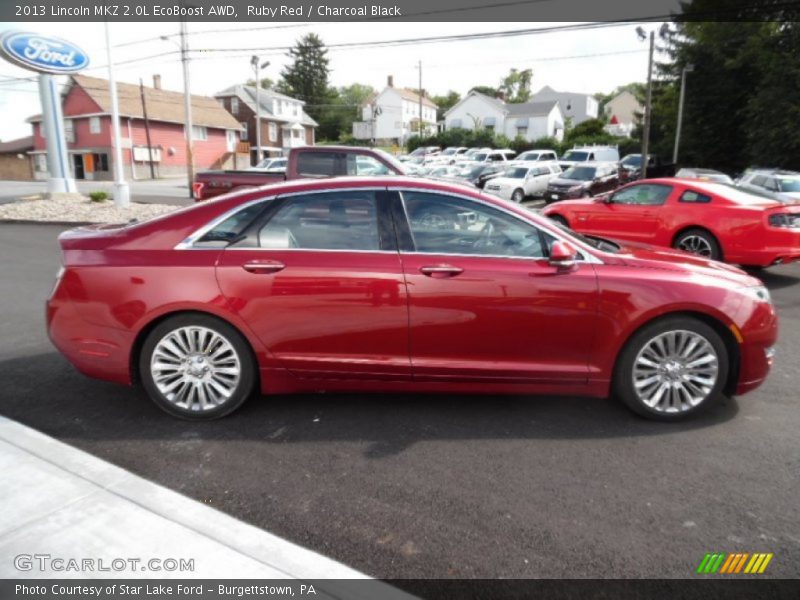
[549,240,578,269]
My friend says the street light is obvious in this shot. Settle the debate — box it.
[160,29,194,198]
[673,63,695,164]
[637,24,669,179]
[251,56,270,164]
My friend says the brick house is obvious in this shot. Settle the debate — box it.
[214,85,317,165]
[27,74,243,181]
[0,136,34,180]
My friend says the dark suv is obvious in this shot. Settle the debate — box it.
[545,161,620,203]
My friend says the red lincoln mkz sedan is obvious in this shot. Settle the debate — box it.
[541,178,800,268]
[47,177,777,421]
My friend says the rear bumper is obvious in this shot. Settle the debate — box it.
[47,285,133,386]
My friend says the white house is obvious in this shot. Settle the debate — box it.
[529,86,599,126]
[444,90,565,142]
[352,76,438,143]
[603,90,642,137]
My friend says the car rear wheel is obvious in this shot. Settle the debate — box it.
[673,229,722,261]
[140,314,257,420]
[511,188,525,203]
[613,317,729,421]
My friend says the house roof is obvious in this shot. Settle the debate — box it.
[0,136,34,153]
[68,75,242,130]
[214,85,318,127]
[444,91,559,119]
[364,87,438,109]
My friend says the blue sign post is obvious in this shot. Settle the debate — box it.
[0,31,90,195]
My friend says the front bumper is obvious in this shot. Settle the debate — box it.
[546,188,584,203]
[734,301,779,395]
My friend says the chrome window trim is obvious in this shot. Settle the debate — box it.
[174,186,387,251]
[392,187,603,264]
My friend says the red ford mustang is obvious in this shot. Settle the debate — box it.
[47,177,777,421]
[541,178,800,268]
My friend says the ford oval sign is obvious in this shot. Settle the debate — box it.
[0,31,89,74]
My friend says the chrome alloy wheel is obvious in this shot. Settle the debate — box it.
[632,329,719,413]
[677,235,713,257]
[150,326,241,412]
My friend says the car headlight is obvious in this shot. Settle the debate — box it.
[740,285,771,304]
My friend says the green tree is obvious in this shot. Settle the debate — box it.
[499,68,533,103]
[470,85,498,97]
[277,33,333,129]
[246,77,275,90]
[431,90,460,121]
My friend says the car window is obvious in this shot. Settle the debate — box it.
[347,154,392,176]
[750,175,767,187]
[679,190,712,204]
[195,202,266,247]
[401,191,554,258]
[612,184,672,206]
[296,151,341,177]
[533,167,549,176]
[258,191,380,251]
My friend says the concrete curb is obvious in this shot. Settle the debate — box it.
[0,416,413,598]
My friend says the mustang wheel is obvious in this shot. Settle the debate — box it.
[673,229,722,260]
[511,188,525,203]
[613,317,729,421]
[140,314,256,419]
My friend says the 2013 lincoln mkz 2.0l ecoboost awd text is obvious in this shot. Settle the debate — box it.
[46,176,778,421]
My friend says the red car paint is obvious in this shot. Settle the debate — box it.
[542,178,800,267]
[47,177,777,402]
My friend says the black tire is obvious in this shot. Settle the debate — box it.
[612,316,729,421]
[511,188,525,203]
[139,313,257,420]
[548,214,569,228]
[673,228,722,261]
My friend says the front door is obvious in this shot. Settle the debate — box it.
[395,190,599,383]
[72,154,85,179]
[575,182,674,242]
[215,189,411,380]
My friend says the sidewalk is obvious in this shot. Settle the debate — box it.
[0,416,412,598]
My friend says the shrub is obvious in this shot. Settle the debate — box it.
[89,191,108,203]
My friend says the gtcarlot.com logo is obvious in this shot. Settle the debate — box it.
[697,552,773,574]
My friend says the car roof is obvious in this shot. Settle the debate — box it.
[565,161,617,167]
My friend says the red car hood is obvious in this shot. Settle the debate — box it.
[602,239,761,286]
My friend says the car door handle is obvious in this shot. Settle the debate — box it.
[419,265,463,277]
[242,260,285,274]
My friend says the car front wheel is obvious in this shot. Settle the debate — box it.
[511,188,525,203]
[613,317,729,421]
[140,314,257,420]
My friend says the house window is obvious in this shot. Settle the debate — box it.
[269,122,278,142]
[293,104,299,116]
[64,119,75,143]
[231,97,239,114]
[517,127,528,137]
[191,125,207,141]
[239,121,248,140]
[89,116,101,134]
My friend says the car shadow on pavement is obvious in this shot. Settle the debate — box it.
[748,268,800,291]
[0,351,740,458]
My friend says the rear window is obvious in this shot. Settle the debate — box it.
[296,151,341,177]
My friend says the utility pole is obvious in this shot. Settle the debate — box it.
[139,79,156,179]
[417,59,423,137]
[104,22,130,207]
[673,64,694,165]
[641,30,654,180]
[251,56,270,165]
[180,20,194,198]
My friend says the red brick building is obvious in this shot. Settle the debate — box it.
[28,74,242,181]
[214,85,317,165]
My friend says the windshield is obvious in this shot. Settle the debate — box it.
[409,148,426,157]
[518,152,541,161]
[621,155,642,167]
[373,148,409,175]
[441,148,457,155]
[505,167,529,179]
[474,153,488,161]
[458,165,485,178]
[562,150,589,162]
[779,178,800,192]
[562,166,596,181]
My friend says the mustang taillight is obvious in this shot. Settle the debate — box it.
[768,213,800,228]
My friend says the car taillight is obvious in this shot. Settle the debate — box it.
[192,181,205,200]
[768,213,800,228]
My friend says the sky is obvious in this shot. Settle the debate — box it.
[0,21,664,140]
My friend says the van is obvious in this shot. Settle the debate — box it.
[559,145,620,170]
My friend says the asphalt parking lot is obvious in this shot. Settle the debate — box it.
[1,222,798,580]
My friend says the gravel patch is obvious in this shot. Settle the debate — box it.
[0,194,178,224]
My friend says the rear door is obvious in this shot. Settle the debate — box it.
[215,188,411,380]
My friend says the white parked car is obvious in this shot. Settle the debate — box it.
[248,157,287,172]
[515,149,559,163]
[432,146,469,165]
[483,162,563,202]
